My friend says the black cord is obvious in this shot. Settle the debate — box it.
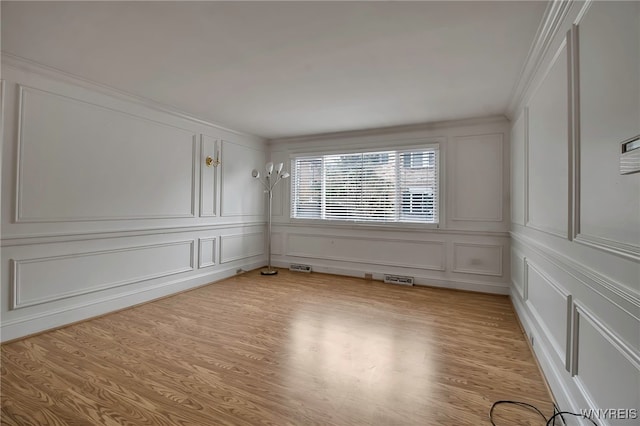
[489,400,599,426]
[551,402,562,426]
[546,411,599,426]
[489,400,548,425]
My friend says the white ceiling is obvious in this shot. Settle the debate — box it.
[1,1,547,139]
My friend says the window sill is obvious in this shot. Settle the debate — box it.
[282,218,440,232]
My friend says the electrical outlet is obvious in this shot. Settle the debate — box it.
[530,335,534,346]
[364,273,373,280]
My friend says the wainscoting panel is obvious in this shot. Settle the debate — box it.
[267,119,511,294]
[11,240,195,309]
[286,233,445,271]
[573,304,640,423]
[526,261,571,368]
[1,57,268,342]
[220,140,265,217]
[200,135,219,217]
[198,237,217,268]
[509,1,639,421]
[220,232,265,264]
[452,243,502,276]
[450,133,504,222]
[16,85,197,222]
[526,40,569,238]
[511,231,640,422]
[573,1,640,259]
[271,232,284,256]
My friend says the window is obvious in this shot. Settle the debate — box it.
[291,147,439,224]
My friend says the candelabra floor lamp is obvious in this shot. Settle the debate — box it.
[252,162,289,275]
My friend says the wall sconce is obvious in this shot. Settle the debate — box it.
[252,162,290,275]
[205,151,221,167]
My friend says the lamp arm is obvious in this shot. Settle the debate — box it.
[272,175,282,188]
[274,174,289,188]
[257,177,270,191]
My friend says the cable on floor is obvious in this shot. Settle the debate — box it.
[489,400,599,425]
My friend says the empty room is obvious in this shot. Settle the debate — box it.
[1,1,638,425]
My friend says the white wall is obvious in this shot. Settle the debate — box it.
[0,56,268,342]
[268,117,512,294]
[509,2,639,424]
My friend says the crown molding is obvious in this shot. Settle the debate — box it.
[506,0,576,119]
[1,51,264,141]
[268,115,508,146]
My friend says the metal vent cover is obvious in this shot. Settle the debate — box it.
[289,264,312,273]
[383,274,414,286]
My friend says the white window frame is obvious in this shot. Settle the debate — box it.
[289,143,441,229]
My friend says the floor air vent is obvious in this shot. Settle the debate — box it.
[384,274,414,286]
[289,264,312,273]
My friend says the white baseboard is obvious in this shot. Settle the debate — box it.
[272,260,510,295]
[0,260,264,342]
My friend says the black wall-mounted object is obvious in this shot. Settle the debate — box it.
[620,135,640,175]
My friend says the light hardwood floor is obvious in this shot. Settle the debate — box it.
[2,269,554,425]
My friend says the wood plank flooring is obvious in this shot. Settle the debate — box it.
[2,269,554,425]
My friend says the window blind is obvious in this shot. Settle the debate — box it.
[291,147,439,224]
